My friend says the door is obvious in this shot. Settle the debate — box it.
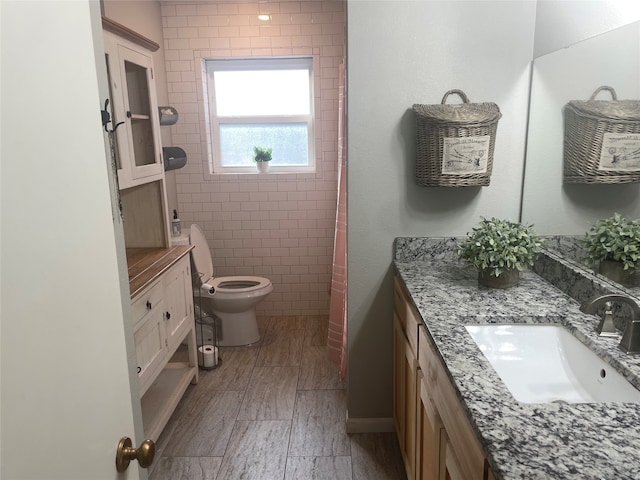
[1,2,145,479]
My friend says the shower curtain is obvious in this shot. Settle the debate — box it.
[327,62,347,381]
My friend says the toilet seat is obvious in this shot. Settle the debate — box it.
[212,276,271,292]
[199,275,272,295]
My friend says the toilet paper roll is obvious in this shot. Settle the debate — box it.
[198,345,218,368]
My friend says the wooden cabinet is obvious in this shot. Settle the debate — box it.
[131,251,198,441]
[394,276,495,480]
[103,31,164,190]
[103,20,195,443]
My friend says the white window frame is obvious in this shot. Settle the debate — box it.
[205,56,316,174]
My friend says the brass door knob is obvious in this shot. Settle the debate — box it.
[115,436,155,472]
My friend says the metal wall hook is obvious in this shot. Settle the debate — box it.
[101,98,124,133]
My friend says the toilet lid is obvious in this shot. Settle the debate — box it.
[190,224,214,281]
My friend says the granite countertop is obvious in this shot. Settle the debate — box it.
[394,240,640,479]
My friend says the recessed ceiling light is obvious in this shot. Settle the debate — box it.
[258,14,271,21]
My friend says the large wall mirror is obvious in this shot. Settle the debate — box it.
[520,17,640,297]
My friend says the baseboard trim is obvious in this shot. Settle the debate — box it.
[345,413,395,433]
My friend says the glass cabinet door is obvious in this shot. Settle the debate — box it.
[114,43,163,187]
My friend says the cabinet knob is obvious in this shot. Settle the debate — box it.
[146,301,152,310]
[166,311,171,320]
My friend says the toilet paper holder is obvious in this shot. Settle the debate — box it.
[194,271,221,370]
[198,344,219,370]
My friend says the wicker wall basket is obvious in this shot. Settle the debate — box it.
[413,89,501,187]
[564,86,640,184]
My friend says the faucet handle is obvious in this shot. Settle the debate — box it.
[619,319,640,354]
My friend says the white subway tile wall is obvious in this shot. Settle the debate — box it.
[161,1,345,316]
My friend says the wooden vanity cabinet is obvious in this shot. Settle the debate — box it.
[394,276,495,480]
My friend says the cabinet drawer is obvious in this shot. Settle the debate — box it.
[394,276,420,356]
[131,279,163,328]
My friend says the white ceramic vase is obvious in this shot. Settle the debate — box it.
[256,161,270,173]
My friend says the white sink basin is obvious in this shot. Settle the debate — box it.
[465,324,640,404]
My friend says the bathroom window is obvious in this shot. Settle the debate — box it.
[205,57,315,174]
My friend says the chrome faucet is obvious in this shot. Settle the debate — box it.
[580,294,640,354]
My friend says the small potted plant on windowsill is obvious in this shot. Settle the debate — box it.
[582,213,640,287]
[253,146,272,173]
[457,217,544,289]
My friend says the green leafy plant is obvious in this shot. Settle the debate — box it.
[457,217,544,277]
[582,213,640,270]
[253,146,272,163]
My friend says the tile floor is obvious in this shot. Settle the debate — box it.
[149,315,407,480]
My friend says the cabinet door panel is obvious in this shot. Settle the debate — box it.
[403,340,418,480]
[394,312,417,480]
[134,305,167,396]
[163,256,194,351]
[417,368,443,480]
[393,313,406,443]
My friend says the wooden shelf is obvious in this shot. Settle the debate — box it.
[141,362,198,441]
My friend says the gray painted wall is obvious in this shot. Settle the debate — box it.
[346,0,536,421]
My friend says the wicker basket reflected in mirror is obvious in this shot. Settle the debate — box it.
[564,86,640,184]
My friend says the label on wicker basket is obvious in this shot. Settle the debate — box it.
[598,133,640,172]
[442,136,490,175]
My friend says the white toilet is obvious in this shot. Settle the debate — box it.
[188,223,273,346]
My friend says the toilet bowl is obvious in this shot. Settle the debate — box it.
[188,223,273,346]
